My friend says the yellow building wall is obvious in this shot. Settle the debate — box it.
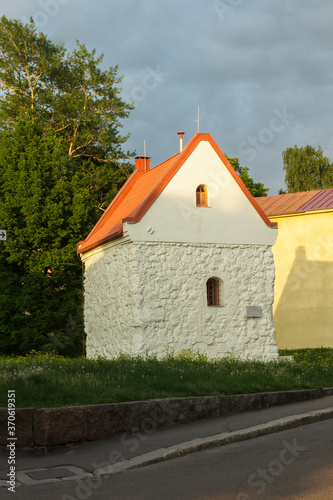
[270,210,333,349]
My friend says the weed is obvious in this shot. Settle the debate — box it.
[0,349,332,408]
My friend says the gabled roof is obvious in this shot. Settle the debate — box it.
[78,133,276,254]
[256,189,333,217]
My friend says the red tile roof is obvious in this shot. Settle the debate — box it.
[78,133,276,254]
[256,189,333,216]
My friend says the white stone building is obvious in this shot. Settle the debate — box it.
[78,133,279,360]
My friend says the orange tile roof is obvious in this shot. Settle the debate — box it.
[78,133,276,254]
[256,189,333,216]
[78,154,178,253]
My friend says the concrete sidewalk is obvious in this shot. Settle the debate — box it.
[1,394,333,488]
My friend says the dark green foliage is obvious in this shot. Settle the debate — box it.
[0,114,131,356]
[0,264,82,355]
[0,16,133,355]
[227,156,269,197]
[282,145,333,193]
[0,118,82,354]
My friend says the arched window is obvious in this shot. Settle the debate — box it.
[206,278,220,306]
[196,185,208,207]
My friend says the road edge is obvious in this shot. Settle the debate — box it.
[94,407,333,476]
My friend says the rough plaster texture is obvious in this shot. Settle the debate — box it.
[83,239,278,360]
[270,211,333,348]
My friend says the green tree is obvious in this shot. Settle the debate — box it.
[282,145,333,193]
[0,16,133,165]
[227,156,269,197]
[0,16,134,355]
[0,117,89,354]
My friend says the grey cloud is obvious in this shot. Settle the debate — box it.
[0,0,333,193]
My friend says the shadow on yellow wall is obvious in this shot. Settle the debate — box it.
[274,246,333,349]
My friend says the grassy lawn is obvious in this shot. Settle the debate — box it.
[1,349,333,408]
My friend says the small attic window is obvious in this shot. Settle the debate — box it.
[196,185,208,207]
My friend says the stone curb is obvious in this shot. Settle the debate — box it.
[2,408,333,489]
[0,388,332,448]
[94,407,333,477]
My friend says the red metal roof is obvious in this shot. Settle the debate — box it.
[299,189,333,212]
[78,133,276,254]
[256,189,333,216]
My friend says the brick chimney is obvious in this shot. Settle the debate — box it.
[134,156,151,172]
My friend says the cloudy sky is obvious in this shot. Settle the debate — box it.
[1,0,333,194]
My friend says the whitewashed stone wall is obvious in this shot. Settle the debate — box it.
[83,240,278,360]
[83,239,137,358]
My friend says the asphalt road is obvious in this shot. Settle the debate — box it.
[5,418,333,500]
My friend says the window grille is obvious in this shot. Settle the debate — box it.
[206,278,220,306]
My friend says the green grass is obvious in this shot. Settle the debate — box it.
[1,349,333,408]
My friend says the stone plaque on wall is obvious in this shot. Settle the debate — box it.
[246,306,262,318]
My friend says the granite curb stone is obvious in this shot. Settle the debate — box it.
[94,407,333,477]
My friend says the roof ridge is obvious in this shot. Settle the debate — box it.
[123,134,205,224]
[78,133,277,254]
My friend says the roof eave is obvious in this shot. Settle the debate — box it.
[77,228,123,256]
[267,207,333,218]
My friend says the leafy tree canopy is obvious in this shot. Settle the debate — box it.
[0,117,85,354]
[227,156,269,197]
[282,144,333,193]
[0,15,133,164]
[0,17,134,355]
